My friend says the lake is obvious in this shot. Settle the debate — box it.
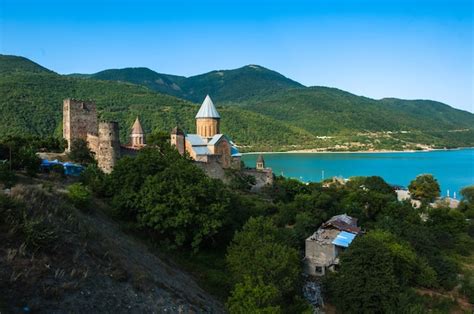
[242,149,474,196]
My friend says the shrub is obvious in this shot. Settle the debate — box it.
[67,183,92,211]
[0,162,16,188]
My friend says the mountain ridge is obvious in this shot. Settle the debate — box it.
[0,54,472,151]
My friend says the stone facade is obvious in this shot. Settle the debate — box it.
[63,99,98,151]
[63,98,146,173]
[304,214,360,276]
[96,122,121,173]
[196,118,220,138]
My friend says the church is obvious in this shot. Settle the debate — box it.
[170,95,242,169]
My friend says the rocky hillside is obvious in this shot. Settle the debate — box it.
[0,180,224,313]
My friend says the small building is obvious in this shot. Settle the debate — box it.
[304,214,360,276]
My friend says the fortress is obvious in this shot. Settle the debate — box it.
[63,98,145,173]
[63,96,273,187]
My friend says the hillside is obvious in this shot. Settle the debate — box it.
[80,64,304,103]
[0,56,315,151]
[0,180,224,312]
[88,67,187,99]
[1,54,473,151]
[0,55,54,75]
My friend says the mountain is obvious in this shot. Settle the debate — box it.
[0,55,315,151]
[78,64,304,103]
[0,55,54,74]
[87,67,187,99]
[0,54,473,151]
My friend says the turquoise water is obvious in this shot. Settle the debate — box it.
[242,149,474,196]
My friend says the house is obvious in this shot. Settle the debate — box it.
[304,214,360,276]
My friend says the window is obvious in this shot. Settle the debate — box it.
[315,266,323,274]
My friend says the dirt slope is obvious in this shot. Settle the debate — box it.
[0,182,225,313]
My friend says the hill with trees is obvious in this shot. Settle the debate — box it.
[1,54,473,151]
[79,64,304,103]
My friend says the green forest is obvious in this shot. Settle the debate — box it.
[1,137,473,312]
[1,54,473,152]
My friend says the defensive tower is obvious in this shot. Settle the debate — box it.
[63,98,98,151]
[97,121,120,173]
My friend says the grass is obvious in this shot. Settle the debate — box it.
[168,248,231,302]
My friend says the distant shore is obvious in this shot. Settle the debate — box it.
[242,147,474,155]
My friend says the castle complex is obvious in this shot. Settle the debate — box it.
[63,96,272,187]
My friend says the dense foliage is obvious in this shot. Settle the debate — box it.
[408,174,441,202]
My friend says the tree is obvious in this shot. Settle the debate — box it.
[327,231,400,313]
[137,150,231,250]
[67,139,95,165]
[226,217,299,299]
[408,174,440,202]
[227,276,282,314]
[460,186,474,203]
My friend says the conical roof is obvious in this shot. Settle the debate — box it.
[131,117,144,134]
[257,154,265,163]
[195,95,220,119]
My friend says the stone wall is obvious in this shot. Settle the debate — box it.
[242,168,274,192]
[97,122,121,174]
[63,99,97,151]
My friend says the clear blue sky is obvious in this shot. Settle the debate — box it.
[1,0,472,111]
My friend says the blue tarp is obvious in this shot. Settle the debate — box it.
[332,231,356,248]
[41,159,84,176]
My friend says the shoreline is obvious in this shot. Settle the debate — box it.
[241,147,474,155]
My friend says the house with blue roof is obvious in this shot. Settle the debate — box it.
[304,214,361,276]
[170,95,241,169]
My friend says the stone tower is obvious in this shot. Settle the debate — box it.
[97,122,120,173]
[196,95,220,138]
[130,117,145,147]
[63,98,98,151]
[170,126,185,155]
[256,154,265,170]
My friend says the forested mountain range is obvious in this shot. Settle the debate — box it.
[1,54,473,151]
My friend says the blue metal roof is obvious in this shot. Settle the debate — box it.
[231,145,241,157]
[208,134,225,145]
[195,95,221,119]
[332,231,356,248]
[186,134,206,146]
[192,146,211,155]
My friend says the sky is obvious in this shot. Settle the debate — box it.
[0,0,472,112]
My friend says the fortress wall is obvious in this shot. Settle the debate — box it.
[242,168,274,192]
[63,99,98,151]
[97,122,121,173]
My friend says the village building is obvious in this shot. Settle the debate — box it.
[304,214,361,276]
[170,95,242,169]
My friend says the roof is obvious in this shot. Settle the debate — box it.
[208,134,226,145]
[186,134,207,146]
[256,154,264,163]
[231,146,241,157]
[195,95,220,119]
[131,117,144,134]
[192,146,211,155]
[332,231,356,248]
[322,214,361,234]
